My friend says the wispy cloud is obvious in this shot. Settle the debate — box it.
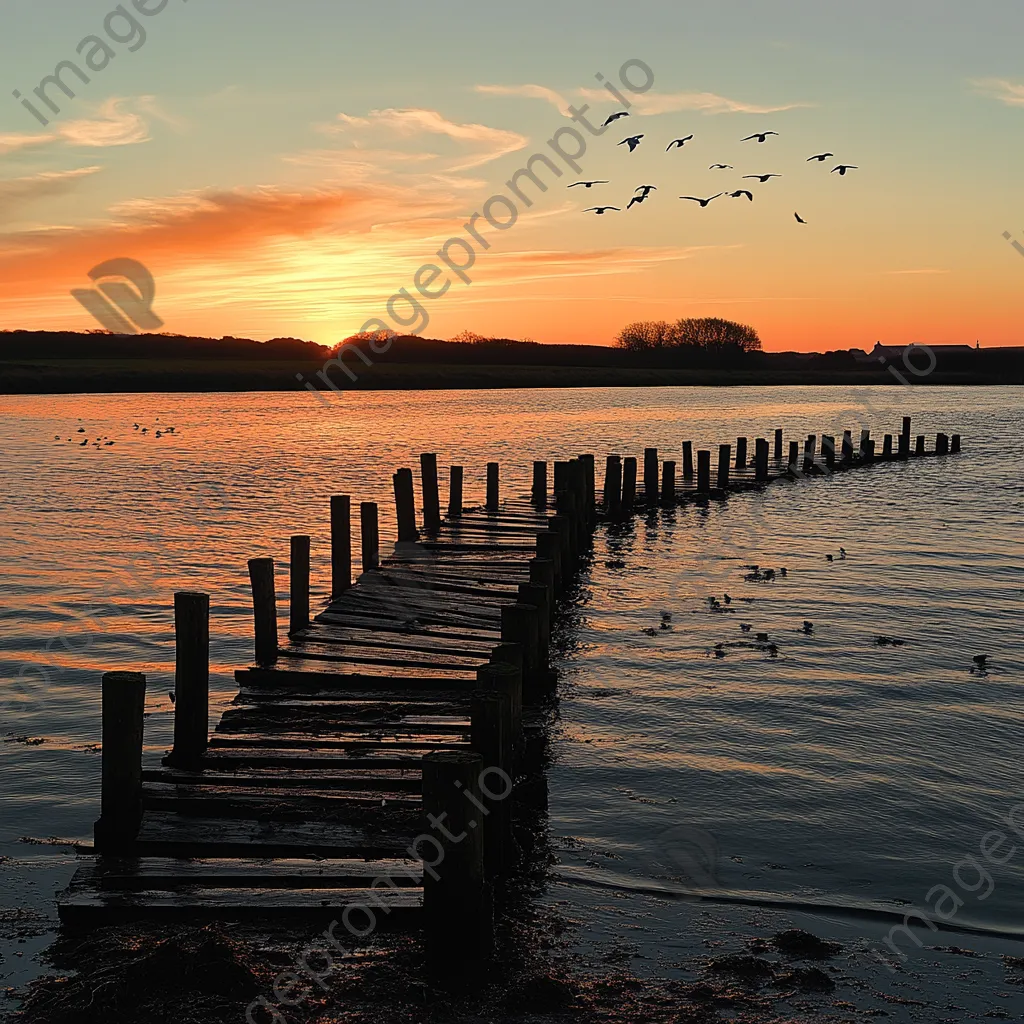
[58,97,152,147]
[474,84,572,117]
[0,132,54,156]
[575,88,813,116]
[478,82,811,117]
[331,108,528,170]
[885,268,950,275]
[0,167,102,221]
[970,77,1024,106]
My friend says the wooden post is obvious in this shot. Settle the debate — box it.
[865,439,876,461]
[485,651,524,741]
[823,435,836,468]
[916,435,926,455]
[662,461,676,504]
[360,502,379,573]
[422,751,491,968]
[788,441,799,468]
[448,466,464,519]
[717,445,731,490]
[643,448,659,504]
[529,558,555,613]
[774,428,784,461]
[393,469,417,542]
[247,557,278,666]
[486,462,500,512]
[553,461,568,495]
[548,515,573,575]
[682,441,694,481]
[603,456,622,516]
[94,671,147,853]
[622,457,637,509]
[735,437,747,469]
[696,450,711,494]
[420,453,441,533]
[580,454,596,528]
[883,434,893,458]
[951,434,961,453]
[470,691,510,877]
[331,495,352,594]
[532,461,547,505]
[536,533,562,595]
[803,435,814,474]
[936,433,949,456]
[755,439,769,482]
[556,489,580,564]
[170,593,208,768]
[860,430,871,458]
[901,416,912,459]
[518,582,550,661]
[501,603,541,698]
[841,431,854,463]
[289,536,310,636]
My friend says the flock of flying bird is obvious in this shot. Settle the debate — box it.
[571,110,858,223]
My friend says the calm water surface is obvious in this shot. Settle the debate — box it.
[1,386,1022,975]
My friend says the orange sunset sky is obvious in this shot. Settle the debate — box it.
[1,0,1023,351]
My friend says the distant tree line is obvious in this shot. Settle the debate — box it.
[616,317,762,354]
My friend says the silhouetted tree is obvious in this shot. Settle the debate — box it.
[670,317,762,352]
[614,320,675,351]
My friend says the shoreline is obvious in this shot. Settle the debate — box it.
[2,360,1022,395]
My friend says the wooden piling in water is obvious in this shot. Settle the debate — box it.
[951,434,961,453]
[470,691,510,878]
[662,461,676,504]
[94,671,147,853]
[532,461,547,505]
[501,603,541,700]
[644,448,659,504]
[936,433,949,456]
[360,503,379,573]
[755,439,769,482]
[901,417,912,459]
[823,435,836,468]
[696,450,711,495]
[169,593,208,768]
[622,457,638,510]
[448,467,463,519]
[735,437,747,469]
[331,495,352,593]
[419,453,441,533]
[841,431,854,463]
[393,471,417,543]
[486,463,500,512]
[603,456,622,516]
[717,445,731,490]
[247,557,278,667]
[864,439,876,462]
[915,435,926,456]
[553,461,568,496]
[883,435,893,458]
[803,435,815,474]
[536,533,562,596]
[289,536,310,636]
[529,558,555,616]
[518,582,550,661]
[580,455,596,528]
[485,652,524,742]
[860,430,871,458]
[788,441,799,468]
[774,429,784,461]
[422,751,491,969]
[682,441,694,481]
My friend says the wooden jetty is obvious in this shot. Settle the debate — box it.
[58,419,960,960]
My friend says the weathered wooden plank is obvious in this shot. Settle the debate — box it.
[236,663,478,686]
[279,644,488,672]
[146,767,424,791]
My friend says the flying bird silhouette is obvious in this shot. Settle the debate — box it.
[832,164,858,176]
[627,194,649,209]
[794,212,807,223]
[568,180,609,189]
[742,132,779,143]
[728,190,754,201]
[807,153,834,162]
[679,194,723,207]
[743,174,782,182]
[619,134,645,152]
[666,135,694,150]
[602,111,630,127]
[584,206,621,215]
[634,184,657,197]
[709,163,733,169]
